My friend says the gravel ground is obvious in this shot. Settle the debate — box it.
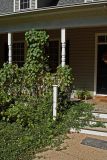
[35,133,107,160]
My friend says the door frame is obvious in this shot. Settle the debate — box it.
[94,33,107,96]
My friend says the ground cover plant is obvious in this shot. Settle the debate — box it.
[0,29,93,160]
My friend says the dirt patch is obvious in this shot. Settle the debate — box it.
[34,133,107,160]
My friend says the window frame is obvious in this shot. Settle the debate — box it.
[12,41,25,67]
[19,0,31,10]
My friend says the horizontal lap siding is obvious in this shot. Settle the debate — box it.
[67,28,95,92]
[0,0,13,13]
[67,27,107,93]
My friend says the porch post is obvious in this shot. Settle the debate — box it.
[8,33,12,64]
[53,85,58,120]
[61,28,66,67]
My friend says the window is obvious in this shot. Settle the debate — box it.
[45,41,60,73]
[20,0,30,10]
[97,35,107,44]
[13,42,25,67]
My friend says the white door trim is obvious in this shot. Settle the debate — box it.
[94,33,97,96]
[94,33,107,96]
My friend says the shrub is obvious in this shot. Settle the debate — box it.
[2,92,52,127]
[0,29,94,160]
[55,102,94,134]
[56,65,74,92]
[44,65,74,93]
[0,63,22,111]
[0,30,49,114]
[0,101,93,160]
[76,89,92,100]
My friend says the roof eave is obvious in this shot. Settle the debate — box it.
[0,1,107,19]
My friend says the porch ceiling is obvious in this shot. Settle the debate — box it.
[0,2,107,33]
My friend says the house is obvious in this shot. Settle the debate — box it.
[0,0,107,96]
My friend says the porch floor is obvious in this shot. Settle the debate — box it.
[86,99,107,113]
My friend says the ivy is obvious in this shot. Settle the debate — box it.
[24,30,49,96]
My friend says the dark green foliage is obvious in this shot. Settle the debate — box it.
[0,100,93,160]
[90,121,106,128]
[0,29,94,160]
[0,63,21,106]
[0,93,53,160]
[24,30,49,96]
[44,65,74,92]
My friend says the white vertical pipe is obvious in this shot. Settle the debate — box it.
[61,28,66,67]
[8,33,12,64]
[53,85,58,120]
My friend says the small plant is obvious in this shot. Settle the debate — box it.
[76,89,92,100]
[90,121,106,128]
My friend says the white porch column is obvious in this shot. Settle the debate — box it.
[8,33,12,64]
[61,28,66,67]
[53,85,58,120]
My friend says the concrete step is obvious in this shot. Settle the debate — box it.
[92,112,107,119]
[95,118,107,123]
[90,112,107,128]
[81,127,107,137]
[70,112,107,137]
[70,127,107,137]
[94,108,107,114]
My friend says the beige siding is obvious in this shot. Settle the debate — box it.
[67,28,95,92]
[67,27,107,93]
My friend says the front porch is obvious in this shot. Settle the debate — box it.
[0,2,107,97]
[1,27,107,96]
